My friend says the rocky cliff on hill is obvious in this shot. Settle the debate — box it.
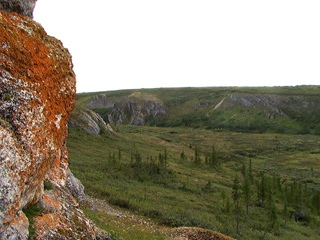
[78,87,320,134]
[86,92,166,126]
[109,98,166,125]
[69,107,115,135]
[0,9,107,239]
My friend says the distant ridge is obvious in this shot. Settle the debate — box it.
[74,86,320,135]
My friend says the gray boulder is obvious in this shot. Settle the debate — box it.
[66,168,85,204]
[0,0,37,18]
[69,109,111,135]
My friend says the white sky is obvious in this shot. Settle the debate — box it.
[33,0,320,93]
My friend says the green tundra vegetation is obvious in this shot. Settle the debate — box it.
[68,86,320,239]
[76,86,320,135]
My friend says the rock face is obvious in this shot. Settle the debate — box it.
[0,0,37,18]
[86,94,116,109]
[86,92,166,126]
[69,108,114,135]
[228,94,289,117]
[66,168,85,204]
[0,10,106,239]
[109,98,166,125]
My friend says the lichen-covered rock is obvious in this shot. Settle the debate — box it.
[34,185,104,240]
[0,211,29,240]
[0,0,36,18]
[0,10,104,239]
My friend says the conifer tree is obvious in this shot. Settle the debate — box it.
[210,145,218,167]
[194,146,201,165]
[283,201,289,225]
[130,153,134,165]
[134,151,142,170]
[159,152,164,168]
[248,159,254,184]
[312,191,320,215]
[118,148,122,161]
[204,180,212,191]
[242,176,252,214]
[180,149,186,161]
[255,179,261,207]
[226,197,232,213]
[221,189,227,210]
[241,162,246,179]
[260,173,266,204]
[267,190,279,230]
[232,175,241,234]
[164,148,168,169]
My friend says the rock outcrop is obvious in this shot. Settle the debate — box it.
[85,94,117,109]
[66,168,85,204]
[0,0,37,18]
[109,98,166,125]
[228,94,289,117]
[0,10,107,239]
[86,92,166,126]
[69,108,114,135]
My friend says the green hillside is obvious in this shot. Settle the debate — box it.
[77,86,320,135]
[67,125,320,239]
[67,86,320,240]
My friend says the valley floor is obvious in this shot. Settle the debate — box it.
[82,194,235,240]
[68,125,320,240]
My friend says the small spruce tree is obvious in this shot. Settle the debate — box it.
[232,175,241,234]
[180,149,186,160]
[193,146,201,165]
[242,176,252,214]
[248,159,254,184]
[267,190,279,230]
[210,145,218,167]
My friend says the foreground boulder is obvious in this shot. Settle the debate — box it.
[0,10,107,239]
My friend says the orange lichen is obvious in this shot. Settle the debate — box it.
[0,9,77,237]
[0,10,76,181]
[41,194,61,213]
[34,213,59,235]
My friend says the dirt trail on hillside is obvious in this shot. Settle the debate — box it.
[83,195,235,240]
[84,195,163,234]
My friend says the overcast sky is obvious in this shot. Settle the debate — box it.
[34,1,320,93]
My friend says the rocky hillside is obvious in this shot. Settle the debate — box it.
[0,5,108,240]
[76,86,320,135]
[69,107,115,136]
[85,92,166,126]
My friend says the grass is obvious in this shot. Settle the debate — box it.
[82,207,166,240]
[23,204,43,240]
[67,123,320,240]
